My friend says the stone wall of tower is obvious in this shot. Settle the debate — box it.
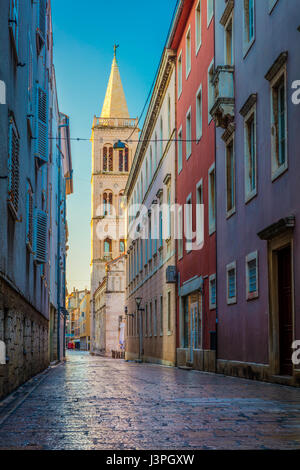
[90,124,139,297]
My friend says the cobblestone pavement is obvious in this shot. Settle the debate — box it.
[0,351,300,450]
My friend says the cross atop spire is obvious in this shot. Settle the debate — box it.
[100,46,129,119]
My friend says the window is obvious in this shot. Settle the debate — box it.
[195,1,201,53]
[104,238,112,255]
[168,96,171,137]
[167,291,171,333]
[34,210,47,264]
[244,106,257,201]
[243,0,255,56]
[196,85,202,141]
[27,33,33,128]
[207,60,214,123]
[186,107,192,159]
[26,184,33,249]
[209,274,216,310]
[35,85,48,165]
[154,133,158,169]
[149,302,152,336]
[208,164,216,234]
[226,262,237,305]
[271,71,287,179]
[103,192,113,216]
[196,180,204,247]
[120,240,125,254]
[8,115,20,216]
[119,192,124,217]
[225,15,233,65]
[103,147,108,171]
[178,127,183,173]
[166,185,171,241]
[178,206,183,260]
[246,251,258,300]
[160,117,164,159]
[144,304,148,336]
[9,0,19,57]
[186,27,191,78]
[109,147,113,171]
[207,0,214,26]
[124,147,129,172]
[226,137,235,216]
[160,295,163,335]
[36,0,46,54]
[185,194,192,253]
[154,299,157,337]
[178,52,183,98]
[159,201,163,249]
[119,150,124,172]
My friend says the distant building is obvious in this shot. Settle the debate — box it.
[79,291,91,351]
[0,0,72,399]
[93,256,125,357]
[212,0,300,385]
[90,48,139,353]
[124,48,177,366]
[66,289,86,348]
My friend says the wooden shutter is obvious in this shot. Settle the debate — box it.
[8,117,20,215]
[26,186,34,248]
[35,85,48,165]
[34,209,48,264]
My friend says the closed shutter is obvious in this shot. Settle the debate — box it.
[35,86,48,165]
[8,117,20,215]
[26,186,34,248]
[38,0,46,41]
[248,259,257,293]
[228,269,236,299]
[34,209,47,264]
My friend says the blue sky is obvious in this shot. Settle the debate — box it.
[51,0,178,291]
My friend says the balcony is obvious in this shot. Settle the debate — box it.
[210,66,235,129]
[103,253,113,262]
[93,117,138,129]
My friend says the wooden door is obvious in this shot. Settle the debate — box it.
[278,245,293,376]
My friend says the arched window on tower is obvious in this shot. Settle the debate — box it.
[103,147,108,171]
[103,191,113,216]
[120,239,125,254]
[104,238,112,259]
[124,146,129,172]
[109,147,113,171]
[119,191,125,217]
[119,150,124,172]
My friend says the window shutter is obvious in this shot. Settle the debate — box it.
[8,117,20,215]
[36,0,46,53]
[34,209,48,264]
[248,260,257,293]
[228,269,236,298]
[35,85,48,165]
[26,187,34,248]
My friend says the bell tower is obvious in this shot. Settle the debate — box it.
[90,47,139,297]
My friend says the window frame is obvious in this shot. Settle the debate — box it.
[225,134,236,218]
[207,59,214,124]
[244,103,257,203]
[196,179,204,248]
[186,106,192,159]
[208,163,216,235]
[243,0,255,58]
[209,274,217,310]
[177,126,183,174]
[177,205,183,260]
[196,84,203,142]
[186,26,192,79]
[185,193,193,253]
[177,51,183,99]
[207,0,214,27]
[246,251,259,300]
[224,11,234,65]
[195,0,202,55]
[270,66,288,181]
[226,261,237,305]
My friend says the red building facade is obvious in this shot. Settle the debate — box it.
[168,0,216,370]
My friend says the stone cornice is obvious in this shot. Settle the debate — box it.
[265,51,288,82]
[220,0,234,27]
[258,216,295,240]
[239,93,257,117]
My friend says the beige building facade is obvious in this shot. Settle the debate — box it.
[125,49,177,366]
[93,256,126,356]
[90,49,138,352]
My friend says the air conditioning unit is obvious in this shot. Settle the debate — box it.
[166,266,177,284]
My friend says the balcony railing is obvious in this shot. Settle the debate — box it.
[210,66,235,129]
[94,117,138,129]
[103,253,113,261]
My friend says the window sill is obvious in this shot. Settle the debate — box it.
[247,292,259,301]
[167,331,173,336]
[243,37,255,59]
[227,298,237,305]
[186,152,192,161]
[209,225,216,236]
[272,163,288,182]
[186,68,191,80]
[226,207,236,220]
[209,305,216,311]
[245,189,257,205]
[196,134,202,144]
[196,42,202,57]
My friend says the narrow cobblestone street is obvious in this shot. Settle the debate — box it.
[0,351,300,450]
